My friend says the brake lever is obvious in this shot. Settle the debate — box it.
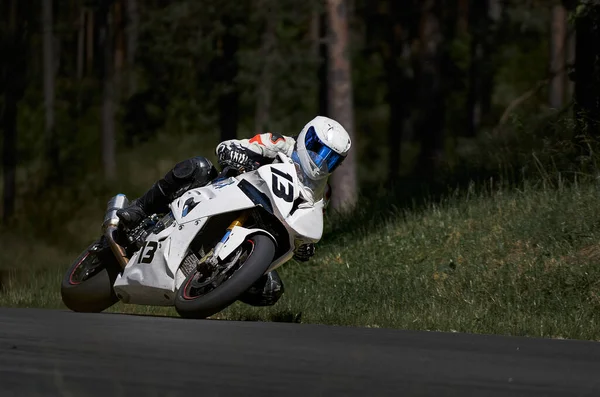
[212,166,240,184]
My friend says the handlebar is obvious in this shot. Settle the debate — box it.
[217,165,241,179]
[211,165,242,185]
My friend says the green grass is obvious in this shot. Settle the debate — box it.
[3,177,600,340]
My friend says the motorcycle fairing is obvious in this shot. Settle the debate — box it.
[113,153,324,306]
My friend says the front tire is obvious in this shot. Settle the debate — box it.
[61,237,122,313]
[175,234,276,319]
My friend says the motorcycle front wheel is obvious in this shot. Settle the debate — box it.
[174,233,275,319]
[60,237,122,313]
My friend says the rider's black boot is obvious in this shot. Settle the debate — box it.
[117,156,218,230]
[117,182,170,230]
[238,270,285,307]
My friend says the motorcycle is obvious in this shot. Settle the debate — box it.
[60,152,326,319]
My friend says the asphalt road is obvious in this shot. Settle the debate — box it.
[1,308,599,397]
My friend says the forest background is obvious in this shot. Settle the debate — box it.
[2,0,600,338]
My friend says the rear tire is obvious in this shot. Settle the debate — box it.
[60,237,122,313]
[175,234,275,319]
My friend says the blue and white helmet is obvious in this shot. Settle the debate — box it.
[293,116,352,180]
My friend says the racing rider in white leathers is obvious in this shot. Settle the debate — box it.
[116,115,352,307]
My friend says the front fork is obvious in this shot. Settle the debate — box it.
[208,211,250,262]
[194,210,251,269]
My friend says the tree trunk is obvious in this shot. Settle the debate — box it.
[2,95,18,222]
[384,1,411,185]
[415,0,445,180]
[549,3,567,109]
[254,0,277,132]
[318,9,329,117]
[574,1,600,135]
[480,0,503,118]
[326,0,358,212]
[457,0,469,36]
[86,9,94,76]
[215,17,239,142]
[562,0,578,107]
[113,0,125,98]
[77,6,85,80]
[465,0,488,137]
[101,1,117,180]
[566,29,576,102]
[310,5,320,60]
[488,0,502,21]
[125,0,139,96]
[2,0,26,222]
[42,0,60,179]
[465,0,502,137]
[76,5,85,115]
[311,4,328,117]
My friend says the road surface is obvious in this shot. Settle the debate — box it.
[0,308,599,396]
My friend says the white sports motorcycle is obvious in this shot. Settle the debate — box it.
[61,152,326,319]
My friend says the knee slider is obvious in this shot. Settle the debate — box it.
[159,157,216,199]
[171,158,198,181]
[165,156,216,185]
[190,156,218,184]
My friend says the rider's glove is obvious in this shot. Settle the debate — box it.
[217,144,259,172]
[293,243,315,262]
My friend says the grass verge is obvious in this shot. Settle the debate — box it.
[2,178,600,340]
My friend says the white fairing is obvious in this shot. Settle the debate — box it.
[113,152,325,306]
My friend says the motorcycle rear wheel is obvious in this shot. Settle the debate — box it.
[60,237,122,313]
[175,233,275,319]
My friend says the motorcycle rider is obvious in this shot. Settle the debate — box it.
[116,115,352,307]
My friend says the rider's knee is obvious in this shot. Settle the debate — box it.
[166,156,218,187]
[191,156,219,185]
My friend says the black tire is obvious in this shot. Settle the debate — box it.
[60,237,122,313]
[175,234,275,319]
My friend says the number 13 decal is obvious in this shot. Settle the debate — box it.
[271,168,294,202]
[138,241,158,264]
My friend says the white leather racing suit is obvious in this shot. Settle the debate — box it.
[216,132,295,165]
[216,132,331,207]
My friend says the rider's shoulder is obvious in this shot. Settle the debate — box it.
[246,132,295,146]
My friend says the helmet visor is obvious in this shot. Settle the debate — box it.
[304,126,345,173]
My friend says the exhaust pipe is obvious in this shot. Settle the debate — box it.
[102,194,130,269]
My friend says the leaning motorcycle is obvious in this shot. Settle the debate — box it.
[60,152,325,319]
